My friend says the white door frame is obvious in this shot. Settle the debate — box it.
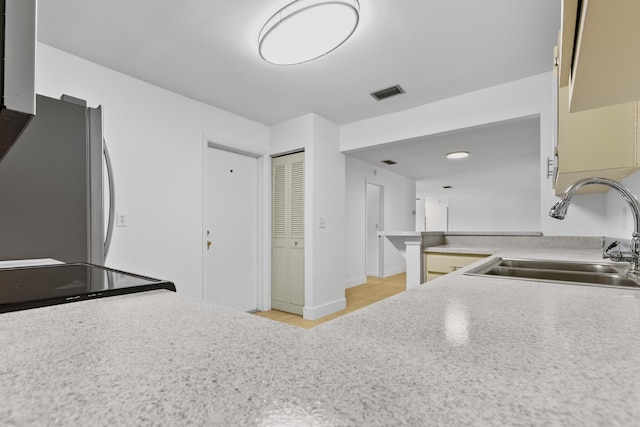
[201,136,270,311]
[365,180,384,278]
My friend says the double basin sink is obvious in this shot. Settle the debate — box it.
[464,257,640,290]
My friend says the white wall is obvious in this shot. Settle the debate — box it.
[447,188,540,231]
[341,72,608,237]
[345,156,416,288]
[340,74,552,152]
[544,192,607,235]
[425,198,448,231]
[425,189,540,232]
[606,170,640,239]
[270,114,346,320]
[36,43,270,300]
[311,115,346,317]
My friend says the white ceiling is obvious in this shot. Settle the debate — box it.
[347,116,541,197]
[37,0,560,195]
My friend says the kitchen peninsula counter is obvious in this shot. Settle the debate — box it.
[424,234,602,254]
[2,250,639,425]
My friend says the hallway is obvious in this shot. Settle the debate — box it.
[254,273,406,329]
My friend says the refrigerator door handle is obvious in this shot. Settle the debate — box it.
[103,138,116,259]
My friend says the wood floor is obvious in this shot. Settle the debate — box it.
[253,273,406,329]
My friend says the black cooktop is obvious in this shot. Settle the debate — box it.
[0,263,176,313]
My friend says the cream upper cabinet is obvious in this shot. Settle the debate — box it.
[555,86,640,196]
[558,0,640,112]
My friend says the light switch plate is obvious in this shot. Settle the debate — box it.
[116,212,128,227]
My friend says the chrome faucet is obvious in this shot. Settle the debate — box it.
[549,177,640,278]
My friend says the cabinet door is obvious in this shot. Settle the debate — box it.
[555,86,640,195]
[426,273,446,282]
[558,87,638,172]
[565,0,640,112]
[425,253,487,281]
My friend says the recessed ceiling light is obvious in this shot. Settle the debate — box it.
[446,151,469,159]
[258,0,360,66]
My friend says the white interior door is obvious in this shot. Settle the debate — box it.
[204,146,258,312]
[366,182,383,277]
[271,152,305,315]
[415,197,426,231]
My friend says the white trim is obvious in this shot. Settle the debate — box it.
[202,135,267,309]
[303,297,347,321]
[207,141,262,158]
[258,154,272,311]
[345,275,367,289]
[272,148,305,158]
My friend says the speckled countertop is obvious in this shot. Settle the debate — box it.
[425,235,603,255]
[2,249,640,426]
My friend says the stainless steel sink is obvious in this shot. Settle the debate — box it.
[496,258,621,274]
[464,257,640,289]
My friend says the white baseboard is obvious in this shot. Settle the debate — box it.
[303,297,347,321]
[384,265,406,278]
[345,275,367,289]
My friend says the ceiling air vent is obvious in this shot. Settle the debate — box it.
[371,85,405,101]
[381,160,397,165]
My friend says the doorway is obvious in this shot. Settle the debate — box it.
[365,181,384,277]
[203,144,259,312]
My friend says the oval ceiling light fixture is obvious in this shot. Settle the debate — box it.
[446,151,470,160]
[259,0,360,65]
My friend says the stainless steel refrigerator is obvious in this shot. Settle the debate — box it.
[0,94,111,265]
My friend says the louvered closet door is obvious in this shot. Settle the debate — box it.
[271,152,305,315]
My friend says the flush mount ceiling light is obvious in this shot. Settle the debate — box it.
[446,151,470,160]
[258,0,360,65]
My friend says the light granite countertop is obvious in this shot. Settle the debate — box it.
[424,235,603,255]
[425,245,498,255]
[2,250,640,426]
